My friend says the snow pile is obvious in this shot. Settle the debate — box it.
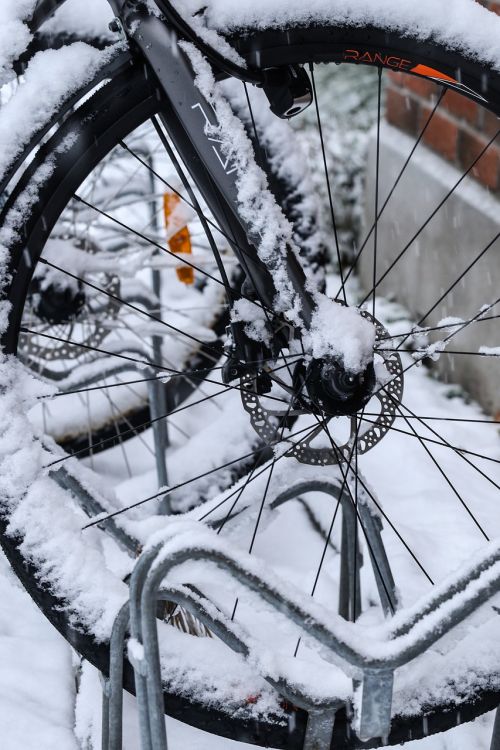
[305,296,375,372]
[0,42,120,182]
[0,1,37,85]
[0,357,128,641]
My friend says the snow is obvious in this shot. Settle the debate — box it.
[438,316,466,330]
[0,551,78,750]
[43,0,114,41]
[0,42,120,183]
[305,296,376,372]
[174,0,500,72]
[0,1,37,85]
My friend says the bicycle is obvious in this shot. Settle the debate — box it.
[1,1,500,748]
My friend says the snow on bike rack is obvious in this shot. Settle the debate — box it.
[115,510,500,747]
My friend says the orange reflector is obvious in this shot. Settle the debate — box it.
[163,192,194,284]
[410,64,458,85]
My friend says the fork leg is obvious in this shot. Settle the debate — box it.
[490,707,500,750]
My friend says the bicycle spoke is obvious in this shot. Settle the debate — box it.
[390,398,500,494]
[119,130,289,328]
[372,67,382,318]
[37,257,225,359]
[376,348,500,358]
[363,412,500,425]
[231,458,277,620]
[337,88,446,297]
[82,420,319,528]
[360,411,500,469]
[309,62,346,303]
[370,295,500,403]
[359,127,500,306]
[396,404,489,539]
[410,233,500,336]
[376,312,500,343]
[47,387,231,466]
[149,117,235,302]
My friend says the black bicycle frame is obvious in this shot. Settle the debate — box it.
[122,1,316,324]
[22,0,317,356]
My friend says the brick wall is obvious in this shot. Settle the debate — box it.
[385,0,500,192]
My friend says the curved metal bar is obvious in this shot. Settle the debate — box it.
[106,601,131,750]
[137,537,500,671]
[273,478,398,617]
[51,467,137,554]
[129,534,500,742]
[125,581,343,750]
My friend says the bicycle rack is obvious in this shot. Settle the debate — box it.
[100,476,398,750]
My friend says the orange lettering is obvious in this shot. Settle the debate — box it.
[344,49,360,61]
[399,58,412,70]
[386,56,401,68]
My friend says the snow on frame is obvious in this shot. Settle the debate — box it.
[184,42,376,372]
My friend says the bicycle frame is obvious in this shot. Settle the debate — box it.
[26,0,317,363]
[121,0,316,321]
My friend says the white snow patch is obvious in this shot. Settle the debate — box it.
[174,0,500,74]
[305,297,375,372]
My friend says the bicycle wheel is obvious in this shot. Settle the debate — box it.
[2,47,323,464]
[2,10,500,749]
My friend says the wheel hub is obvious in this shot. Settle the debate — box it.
[33,280,85,325]
[241,309,404,465]
[304,357,376,417]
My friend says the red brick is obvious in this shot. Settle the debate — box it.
[387,70,401,85]
[419,107,459,163]
[487,1,500,15]
[386,87,419,136]
[442,89,479,126]
[458,130,500,189]
[398,72,438,99]
[479,108,500,138]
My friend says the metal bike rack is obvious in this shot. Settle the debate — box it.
[98,476,500,749]
[101,477,397,750]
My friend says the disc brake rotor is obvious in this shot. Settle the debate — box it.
[20,237,120,367]
[241,310,404,465]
